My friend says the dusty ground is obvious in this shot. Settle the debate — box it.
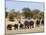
[5,18,44,35]
[6,26,44,35]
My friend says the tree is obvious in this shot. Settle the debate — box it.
[5,11,8,18]
[32,9,41,19]
[8,9,17,21]
[32,9,40,15]
[10,9,17,17]
[22,8,33,18]
[40,12,44,19]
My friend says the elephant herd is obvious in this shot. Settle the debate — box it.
[7,19,44,30]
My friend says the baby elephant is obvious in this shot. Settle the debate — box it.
[41,19,44,25]
[20,24,24,29]
[36,20,40,27]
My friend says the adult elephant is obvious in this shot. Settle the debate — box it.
[24,21,29,29]
[14,24,18,30]
[7,24,12,30]
[29,21,34,28]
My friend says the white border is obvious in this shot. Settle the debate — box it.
[0,0,46,35]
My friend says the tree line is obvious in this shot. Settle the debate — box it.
[5,8,44,21]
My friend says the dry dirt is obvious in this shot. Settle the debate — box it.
[5,18,44,35]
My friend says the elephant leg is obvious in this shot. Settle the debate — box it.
[30,26,31,29]
[32,25,34,28]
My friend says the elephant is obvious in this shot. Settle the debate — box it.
[29,21,34,28]
[14,24,18,30]
[7,24,12,30]
[24,20,34,29]
[36,20,40,27]
[20,24,24,29]
[24,21,29,29]
[41,19,44,25]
